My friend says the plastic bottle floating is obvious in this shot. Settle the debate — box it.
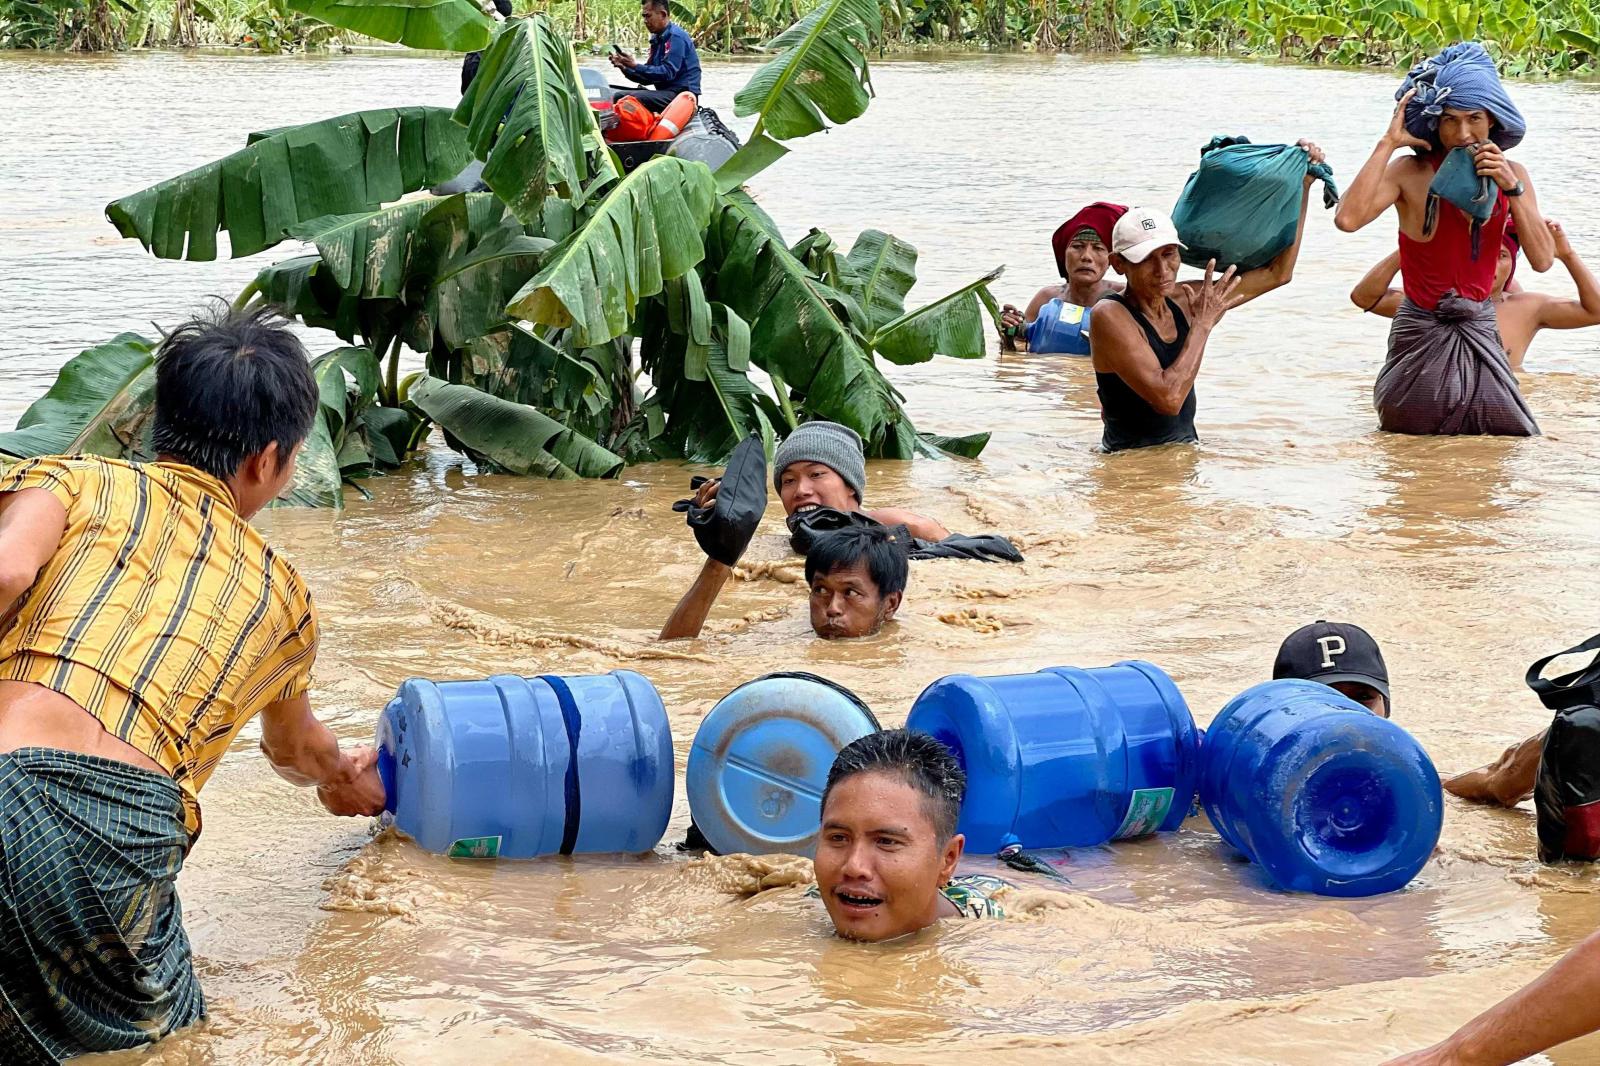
[687,672,879,857]
[376,671,673,859]
[1199,679,1443,897]
[905,662,1200,853]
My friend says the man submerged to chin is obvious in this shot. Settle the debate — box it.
[811,729,1006,942]
[805,525,907,640]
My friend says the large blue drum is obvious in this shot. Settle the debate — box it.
[905,662,1200,852]
[687,673,879,857]
[1199,679,1443,897]
[375,671,673,859]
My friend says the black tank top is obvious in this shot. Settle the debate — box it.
[1095,292,1199,452]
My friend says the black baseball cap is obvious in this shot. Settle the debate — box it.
[1273,621,1391,714]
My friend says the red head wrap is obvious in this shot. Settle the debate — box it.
[1500,223,1520,290]
[1051,202,1128,277]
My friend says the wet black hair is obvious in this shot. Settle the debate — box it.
[150,303,318,482]
[822,729,966,841]
[803,524,909,599]
[642,0,669,12]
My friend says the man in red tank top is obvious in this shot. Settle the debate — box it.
[1335,71,1554,436]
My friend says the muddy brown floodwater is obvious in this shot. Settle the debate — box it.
[3,45,1600,1066]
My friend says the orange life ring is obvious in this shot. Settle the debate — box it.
[647,91,697,141]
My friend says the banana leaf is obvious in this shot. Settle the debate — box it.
[362,405,423,467]
[917,430,990,458]
[286,0,494,51]
[276,408,345,508]
[414,195,554,350]
[287,198,438,297]
[706,192,909,456]
[310,345,381,441]
[506,156,718,348]
[714,132,791,192]
[407,376,624,479]
[459,324,612,441]
[638,301,775,463]
[733,0,883,141]
[106,107,470,261]
[871,265,1004,365]
[453,15,616,225]
[844,229,918,336]
[251,253,398,349]
[0,334,158,459]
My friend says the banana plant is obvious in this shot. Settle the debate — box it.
[16,9,1004,508]
[105,107,470,261]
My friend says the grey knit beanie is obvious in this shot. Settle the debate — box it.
[772,421,867,503]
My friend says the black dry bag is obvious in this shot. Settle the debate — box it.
[672,434,768,567]
[1527,633,1600,863]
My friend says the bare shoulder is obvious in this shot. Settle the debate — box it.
[1390,152,1433,194]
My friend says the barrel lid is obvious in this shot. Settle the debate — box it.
[687,673,879,858]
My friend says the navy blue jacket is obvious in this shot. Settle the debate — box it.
[623,22,702,96]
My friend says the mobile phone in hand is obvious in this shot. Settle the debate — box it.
[612,43,623,54]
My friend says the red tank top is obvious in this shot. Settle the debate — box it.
[1397,154,1509,310]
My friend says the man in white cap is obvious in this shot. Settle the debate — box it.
[1088,139,1323,452]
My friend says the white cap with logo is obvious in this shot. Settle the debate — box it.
[1112,207,1187,264]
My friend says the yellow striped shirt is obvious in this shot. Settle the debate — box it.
[0,455,318,837]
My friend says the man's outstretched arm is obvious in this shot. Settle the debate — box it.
[659,559,732,641]
[259,695,387,816]
[1383,932,1600,1065]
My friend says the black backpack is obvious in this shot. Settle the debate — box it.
[1529,633,1600,864]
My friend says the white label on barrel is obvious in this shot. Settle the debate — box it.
[1111,788,1175,840]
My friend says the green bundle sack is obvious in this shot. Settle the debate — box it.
[1425,145,1497,259]
[1171,136,1338,273]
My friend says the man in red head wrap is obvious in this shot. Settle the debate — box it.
[999,202,1127,356]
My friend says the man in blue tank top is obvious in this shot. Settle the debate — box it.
[610,0,702,112]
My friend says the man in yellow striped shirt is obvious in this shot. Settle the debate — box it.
[0,306,385,1063]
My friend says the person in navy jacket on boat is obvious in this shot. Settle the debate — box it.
[609,0,702,112]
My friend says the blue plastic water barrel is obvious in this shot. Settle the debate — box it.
[687,672,879,857]
[1199,679,1443,897]
[375,670,673,859]
[904,662,1200,853]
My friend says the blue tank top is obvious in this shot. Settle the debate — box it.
[1025,298,1093,356]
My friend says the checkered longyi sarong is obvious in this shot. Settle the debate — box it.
[0,748,203,1062]
[1375,294,1539,437]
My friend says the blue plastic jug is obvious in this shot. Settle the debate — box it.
[375,670,673,859]
[687,673,879,857]
[1199,679,1443,897]
[904,662,1200,853]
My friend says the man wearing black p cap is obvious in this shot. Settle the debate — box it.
[1274,620,1392,718]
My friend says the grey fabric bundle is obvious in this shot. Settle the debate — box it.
[1375,295,1538,436]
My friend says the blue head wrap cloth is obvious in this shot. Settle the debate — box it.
[1396,42,1526,151]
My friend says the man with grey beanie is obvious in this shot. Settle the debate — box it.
[713,421,948,543]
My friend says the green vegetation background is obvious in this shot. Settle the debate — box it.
[4,0,1598,77]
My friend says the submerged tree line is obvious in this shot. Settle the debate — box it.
[3,0,1597,74]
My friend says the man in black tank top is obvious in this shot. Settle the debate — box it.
[1088,148,1324,451]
